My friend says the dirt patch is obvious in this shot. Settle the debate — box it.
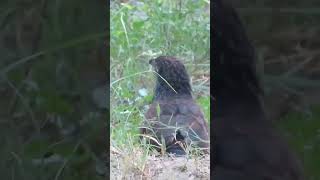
[110,147,210,180]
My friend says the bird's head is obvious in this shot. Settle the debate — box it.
[149,56,192,99]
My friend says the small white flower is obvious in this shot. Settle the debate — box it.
[138,88,148,97]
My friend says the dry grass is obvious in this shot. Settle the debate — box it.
[110,146,210,180]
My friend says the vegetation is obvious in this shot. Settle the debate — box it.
[110,0,210,178]
[237,1,320,179]
[278,108,320,179]
[0,0,319,179]
[0,0,106,179]
[110,0,210,148]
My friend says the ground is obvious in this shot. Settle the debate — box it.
[110,146,210,180]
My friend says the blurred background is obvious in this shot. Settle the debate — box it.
[2,0,319,179]
[231,0,320,179]
[0,0,107,179]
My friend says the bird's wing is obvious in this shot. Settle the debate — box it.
[142,99,210,149]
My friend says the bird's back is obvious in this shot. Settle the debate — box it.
[143,97,210,153]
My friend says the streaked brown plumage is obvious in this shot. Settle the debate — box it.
[140,56,209,155]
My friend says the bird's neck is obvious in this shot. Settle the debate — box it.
[154,81,192,100]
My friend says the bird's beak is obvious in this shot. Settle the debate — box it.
[149,59,158,72]
[149,59,155,66]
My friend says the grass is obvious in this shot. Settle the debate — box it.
[111,0,320,179]
[235,1,320,178]
[277,106,320,180]
[110,0,210,178]
[0,0,106,179]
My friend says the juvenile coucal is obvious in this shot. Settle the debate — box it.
[140,56,210,156]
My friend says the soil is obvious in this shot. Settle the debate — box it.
[110,148,210,180]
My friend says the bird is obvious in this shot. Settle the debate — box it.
[140,56,210,156]
[212,0,304,179]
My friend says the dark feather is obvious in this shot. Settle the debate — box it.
[141,56,210,155]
